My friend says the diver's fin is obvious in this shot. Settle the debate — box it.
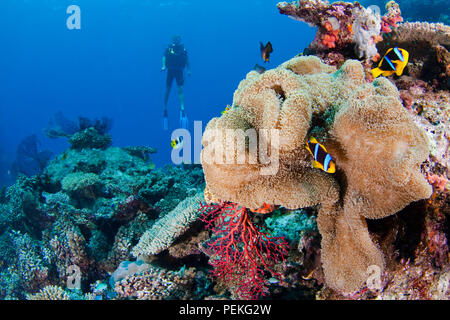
[371,67,383,79]
[163,110,169,131]
[180,110,188,129]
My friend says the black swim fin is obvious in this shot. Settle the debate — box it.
[180,110,188,129]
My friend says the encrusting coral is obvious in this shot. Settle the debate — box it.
[201,55,433,293]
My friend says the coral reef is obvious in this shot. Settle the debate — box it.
[277,0,389,61]
[201,55,433,294]
[114,265,205,300]
[0,0,448,302]
[0,126,205,299]
[69,127,112,150]
[26,285,70,300]
[360,0,450,25]
[278,0,356,53]
[380,0,403,34]
[379,21,450,87]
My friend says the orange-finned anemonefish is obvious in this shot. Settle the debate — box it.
[260,41,273,63]
[371,47,409,79]
[305,137,336,173]
[221,105,231,115]
[249,203,279,214]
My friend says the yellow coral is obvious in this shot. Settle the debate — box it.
[201,55,432,293]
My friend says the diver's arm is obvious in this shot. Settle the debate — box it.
[161,56,166,71]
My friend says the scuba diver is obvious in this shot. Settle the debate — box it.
[161,35,191,130]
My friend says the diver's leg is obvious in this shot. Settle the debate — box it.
[164,83,172,112]
[163,72,173,130]
[178,85,184,112]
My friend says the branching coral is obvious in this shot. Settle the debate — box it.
[201,55,432,294]
[114,265,197,300]
[198,202,288,299]
[26,285,70,300]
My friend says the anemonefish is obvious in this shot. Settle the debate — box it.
[221,105,231,115]
[305,137,336,173]
[171,136,183,149]
[260,41,273,63]
[250,203,279,214]
[371,47,409,78]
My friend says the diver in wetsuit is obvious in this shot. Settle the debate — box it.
[162,35,191,130]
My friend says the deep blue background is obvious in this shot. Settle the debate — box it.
[0,0,316,186]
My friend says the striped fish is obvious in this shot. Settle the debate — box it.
[305,137,336,173]
[371,47,409,78]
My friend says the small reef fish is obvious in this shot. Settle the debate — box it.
[171,136,183,149]
[371,47,409,78]
[260,41,273,62]
[302,270,315,280]
[305,136,336,173]
[254,64,266,74]
[221,105,231,115]
[249,202,279,214]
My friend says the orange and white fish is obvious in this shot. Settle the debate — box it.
[305,136,336,173]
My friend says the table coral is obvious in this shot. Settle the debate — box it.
[201,55,432,294]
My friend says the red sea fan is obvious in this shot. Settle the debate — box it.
[198,201,288,299]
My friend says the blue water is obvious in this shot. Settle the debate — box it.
[0,0,314,187]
